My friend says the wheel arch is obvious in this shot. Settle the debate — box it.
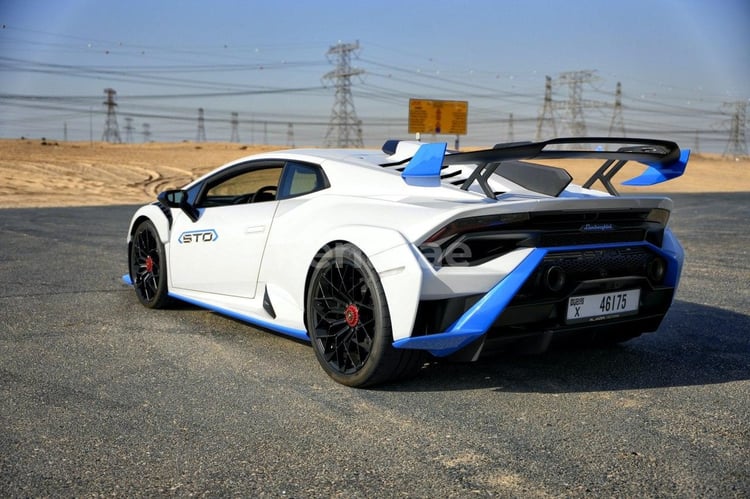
[301,226,424,342]
[127,205,172,244]
[126,206,173,281]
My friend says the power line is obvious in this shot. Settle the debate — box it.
[0,41,746,151]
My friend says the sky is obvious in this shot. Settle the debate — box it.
[1,0,748,152]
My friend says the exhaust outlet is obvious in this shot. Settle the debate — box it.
[544,266,566,292]
[647,257,666,284]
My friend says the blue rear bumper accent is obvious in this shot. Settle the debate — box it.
[393,238,684,358]
[393,249,548,356]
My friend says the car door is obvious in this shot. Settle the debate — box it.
[168,161,283,299]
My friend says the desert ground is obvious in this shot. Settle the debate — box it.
[0,138,747,208]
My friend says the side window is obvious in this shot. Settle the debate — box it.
[200,164,283,207]
[278,161,328,199]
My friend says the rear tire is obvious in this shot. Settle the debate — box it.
[306,244,421,387]
[130,220,171,309]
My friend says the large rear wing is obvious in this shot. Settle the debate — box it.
[395,137,689,197]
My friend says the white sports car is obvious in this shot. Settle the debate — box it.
[125,137,688,387]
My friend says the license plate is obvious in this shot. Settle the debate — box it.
[566,289,640,323]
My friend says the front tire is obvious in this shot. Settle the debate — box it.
[306,244,421,387]
[130,220,171,309]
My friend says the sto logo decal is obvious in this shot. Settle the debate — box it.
[179,229,218,244]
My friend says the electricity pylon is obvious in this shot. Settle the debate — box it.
[101,88,121,143]
[230,112,240,142]
[323,41,364,148]
[196,108,206,142]
[536,76,557,140]
[608,82,626,137]
[723,101,748,159]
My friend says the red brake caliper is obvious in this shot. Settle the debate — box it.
[344,304,359,328]
[145,255,154,273]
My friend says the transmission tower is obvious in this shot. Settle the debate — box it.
[535,76,557,140]
[230,112,240,142]
[286,123,295,147]
[507,113,515,142]
[124,117,134,143]
[101,88,122,143]
[608,82,626,137]
[196,108,206,142]
[558,70,599,137]
[142,123,151,142]
[323,41,365,148]
[722,101,748,159]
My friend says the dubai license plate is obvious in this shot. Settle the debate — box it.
[566,289,640,323]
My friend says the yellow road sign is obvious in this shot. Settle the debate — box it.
[408,99,468,135]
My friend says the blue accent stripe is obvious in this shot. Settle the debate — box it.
[122,273,133,285]
[401,142,447,187]
[393,248,547,356]
[168,292,310,342]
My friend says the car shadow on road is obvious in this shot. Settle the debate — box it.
[385,300,750,393]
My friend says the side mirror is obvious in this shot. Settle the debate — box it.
[157,189,199,222]
[157,189,185,207]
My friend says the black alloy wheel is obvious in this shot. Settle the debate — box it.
[130,220,170,309]
[306,243,421,387]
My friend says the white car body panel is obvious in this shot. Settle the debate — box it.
[168,202,279,299]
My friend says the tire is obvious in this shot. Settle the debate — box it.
[129,220,171,309]
[306,244,421,387]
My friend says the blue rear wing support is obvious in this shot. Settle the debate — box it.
[400,142,447,187]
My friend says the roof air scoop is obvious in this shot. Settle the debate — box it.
[382,140,424,163]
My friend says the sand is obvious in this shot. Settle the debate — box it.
[0,138,747,208]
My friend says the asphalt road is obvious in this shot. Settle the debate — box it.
[1,193,748,497]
